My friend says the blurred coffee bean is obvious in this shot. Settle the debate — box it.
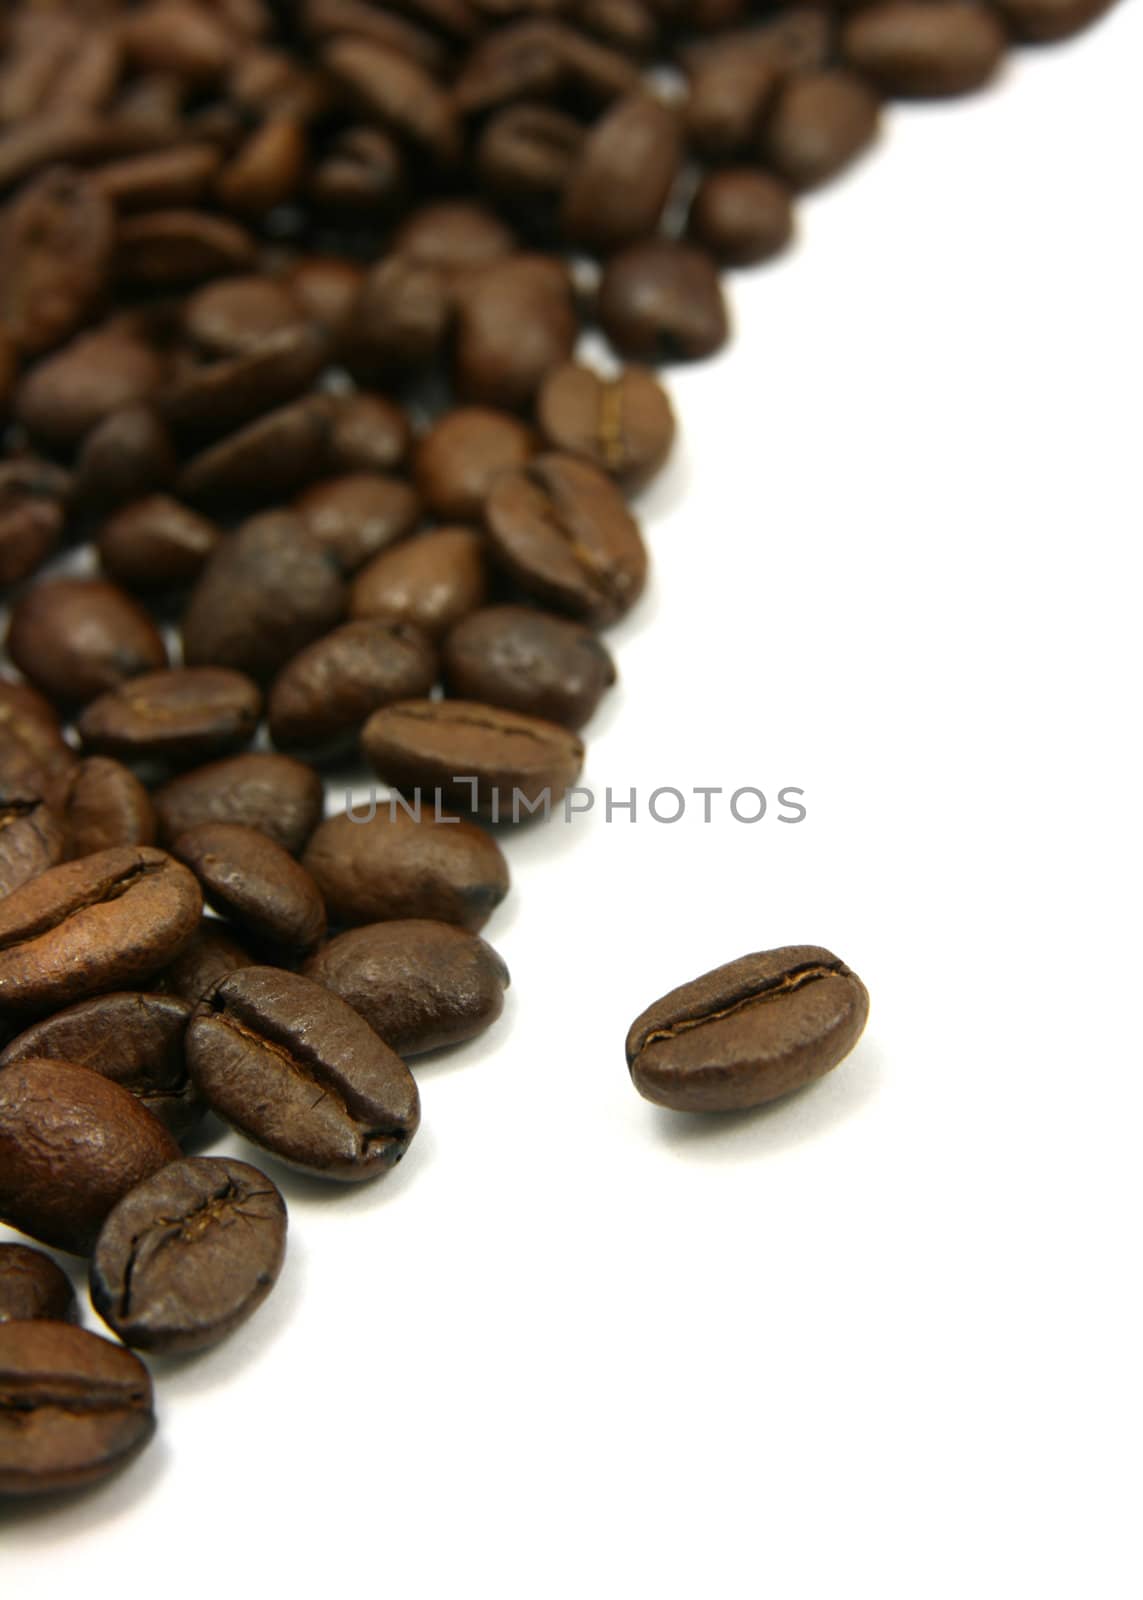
[15,327,166,450]
[453,254,577,409]
[993,0,1114,39]
[351,527,489,639]
[183,274,306,356]
[686,51,779,160]
[115,209,257,286]
[394,201,517,273]
[561,92,681,250]
[268,619,439,756]
[688,169,794,265]
[0,459,70,588]
[310,125,406,215]
[443,605,615,729]
[97,495,222,591]
[761,69,882,190]
[324,393,412,476]
[74,406,176,510]
[78,668,263,768]
[476,103,585,214]
[177,395,334,506]
[0,167,114,356]
[216,117,306,215]
[296,474,421,574]
[536,362,674,491]
[94,143,224,211]
[159,324,328,445]
[842,2,1007,98]
[353,255,451,376]
[416,407,536,521]
[323,38,460,166]
[286,255,365,344]
[153,751,325,855]
[6,578,168,708]
[598,241,729,361]
[0,679,76,800]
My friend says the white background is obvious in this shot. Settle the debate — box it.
[3,9,1142,1593]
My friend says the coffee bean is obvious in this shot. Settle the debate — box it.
[187,967,420,1181]
[286,255,365,345]
[455,22,638,117]
[352,255,451,377]
[0,846,202,1018]
[993,0,1114,40]
[121,1,235,81]
[442,605,616,730]
[306,920,509,1056]
[296,473,422,574]
[153,752,324,855]
[77,668,263,769]
[688,169,795,266]
[416,408,536,522]
[324,38,460,166]
[0,1320,155,1496]
[182,511,347,681]
[0,470,65,588]
[73,405,176,510]
[453,255,577,410]
[842,2,1007,99]
[216,116,307,215]
[485,454,647,626]
[94,143,224,212]
[561,92,682,250]
[89,1156,287,1354]
[15,326,166,450]
[184,275,305,357]
[303,807,509,932]
[325,392,412,476]
[6,579,168,709]
[476,103,585,213]
[159,324,329,446]
[0,792,66,900]
[177,395,334,507]
[394,201,517,274]
[97,495,222,591]
[115,209,257,286]
[172,822,327,952]
[351,527,489,639]
[156,919,252,1005]
[761,70,882,191]
[0,992,201,1138]
[0,679,77,801]
[268,620,439,757]
[0,1245,77,1326]
[597,240,730,361]
[535,363,675,492]
[626,946,870,1112]
[60,757,157,858]
[686,51,780,161]
[310,124,407,215]
[0,1057,181,1252]
[0,167,114,356]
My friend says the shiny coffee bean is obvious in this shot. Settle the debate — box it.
[90,1156,287,1354]
[296,473,422,574]
[0,992,201,1138]
[306,920,509,1056]
[59,757,157,858]
[172,822,327,953]
[762,70,883,191]
[6,578,168,708]
[598,241,730,361]
[0,1321,155,1496]
[0,791,66,899]
[688,170,794,266]
[156,919,253,1005]
[0,847,203,1018]
[626,946,870,1112]
[416,408,536,523]
[453,255,577,410]
[0,1246,77,1326]
[0,680,76,800]
[97,496,223,592]
[485,454,647,626]
[0,1058,180,1253]
[443,605,616,730]
[561,92,682,250]
[78,668,263,768]
[841,2,1007,98]
[303,807,509,932]
[351,527,489,640]
[536,363,674,492]
[187,968,421,1182]
[268,620,439,757]
[153,752,324,856]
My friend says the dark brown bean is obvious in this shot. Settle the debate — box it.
[325,392,412,476]
[74,406,176,511]
[97,495,222,591]
[0,680,77,801]
[561,92,681,250]
[993,0,1114,40]
[841,2,1006,98]
[286,255,365,345]
[77,668,263,768]
[0,791,67,901]
[686,52,779,161]
[688,169,794,266]
[597,240,729,362]
[172,822,327,952]
[352,255,451,377]
[216,117,307,215]
[453,254,577,410]
[394,201,517,274]
[94,143,224,211]
[0,484,64,589]
[0,167,114,356]
[183,274,307,357]
[296,474,421,574]
[268,620,439,756]
[59,757,157,858]
[535,363,675,492]
[443,605,615,730]
[310,125,407,215]
[761,69,882,191]
[0,1246,78,1326]
[456,22,638,116]
[305,920,509,1055]
[153,752,324,855]
[15,327,166,450]
[6,579,168,708]
[416,408,536,521]
[159,324,329,445]
[155,919,253,1004]
[626,946,870,1112]
[115,209,257,286]
[323,38,460,165]
[121,1,235,82]
[176,395,335,508]
[351,527,489,639]
[476,103,585,212]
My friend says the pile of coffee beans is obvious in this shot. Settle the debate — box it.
[0,0,1117,1502]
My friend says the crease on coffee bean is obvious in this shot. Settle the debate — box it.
[115,1176,276,1320]
[520,463,630,610]
[0,1378,147,1415]
[635,962,850,1052]
[0,856,172,953]
[379,702,573,749]
[597,381,627,471]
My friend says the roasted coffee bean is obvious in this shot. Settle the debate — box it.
[303,807,509,932]
[153,752,324,855]
[115,209,257,286]
[325,392,412,476]
[485,454,647,626]
[0,791,67,901]
[443,605,615,730]
[535,363,674,492]
[60,757,157,858]
[94,143,224,212]
[453,255,577,410]
[0,1058,181,1252]
[73,406,176,510]
[15,327,167,450]
[0,846,202,1018]
[688,169,794,266]
[363,699,584,817]
[172,822,327,952]
[0,992,201,1139]
[456,22,638,116]
[182,512,347,682]
[842,2,1007,98]
[306,920,509,1056]
[268,620,438,756]
[0,167,114,356]
[352,255,451,377]
[216,117,307,215]
[597,241,729,361]
[160,325,329,446]
[577,0,658,56]
[561,92,681,250]
[156,919,252,1005]
[416,408,536,522]
[324,38,460,166]
[476,103,585,211]
[121,1,235,81]
[351,527,489,639]
[0,481,64,588]
[394,201,517,274]
[0,1321,155,1496]
[177,394,334,507]
[686,51,780,161]
[310,125,407,215]
[761,70,882,191]
[90,1156,287,1354]
[286,255,366,345]
[78,668,263,768]
[993,0,1114,40]
[296,474,422,574]
[97,496,222,591]
[6,579,168,709]
[626,946,870,1112]
[184,275,306,357]
[0,680,76,800]
[187,968,420,1182]
[0,1246,77,1326]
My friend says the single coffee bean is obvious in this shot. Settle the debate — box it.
[121,0,235,79]
[305,920,509,1056]
[626,946,870,1112]
[0,467,65,588]
[153,750,323,857]
[535,363,675,492]
[324,37,460,166]
[476,102,585,213]
[442,605,616,730]
[268,619,439,757]
[761,69,883,191]
[416,408,536,522]
[182,511,347,682]
[455,21,638,116]
[0,992,201,1138]
[176,395,334,508]
[561,92,682,251]
[296,473,422,574]
[184,275,305,357]
[187,967,421,1181]
[159,324,328,445]
[394,200,517,274]
[216,116,307,216]
[0,1321,155,1496]
[688,169,795,266]
[311,124,408,216]
[156,919,252,1005]
[597,240,730,361]
[0,1058,181,1252]
[485,454,647,626]
[303,807,509,932]
[77,668,263,768]
[0,791,66,900]
[351,527,489,639]
[286,255,366,346]
[992,0,1114,40]
[93,142,223,211]
[15,326,167,450]
[363,699,584,817]
[686,51,780,161]
[97,495,223,592]
[0,1246,77,1326]
[73,405,176,510]
[351,255,451,378]
[0,846,203,1017]
[0,679,76,801]
[172,822,327,952]
[59,756,157,858]
[89,1156,287,1354]
[322,393,411,481]
[453,254,577,410]
[6,578,169,709]
[115,209,257,286]
[841,2,1007,98]
[0,167,114,356]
